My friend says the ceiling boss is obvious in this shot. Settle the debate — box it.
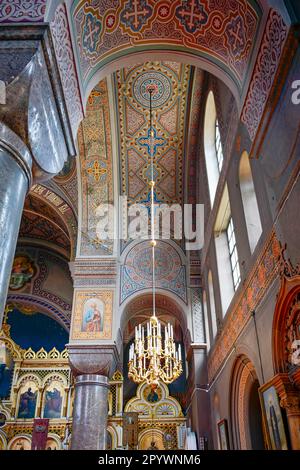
[128,83,183,389]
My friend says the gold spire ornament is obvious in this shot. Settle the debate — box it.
[128,84,183,387]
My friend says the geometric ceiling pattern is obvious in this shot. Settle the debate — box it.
[77,78,115,256]
[71,0,261,91]
[115,61,191,207]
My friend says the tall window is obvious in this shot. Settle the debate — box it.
[204,92,223,205]
[239,151,262,253]
[226,217,241,290]
[215,120,223,172]
[214,184,240,316]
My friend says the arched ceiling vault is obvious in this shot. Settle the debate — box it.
[121,293,189,343]
[65,0,266,105]
[18,186,77,260]
[76,60,206,259]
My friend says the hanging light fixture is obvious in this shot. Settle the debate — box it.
[128,84,183,387]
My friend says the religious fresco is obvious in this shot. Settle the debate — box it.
[120,240,187,303]
[9,255,36,291]
[82,298,104,333]
[43,381,64,419]
[7,246,73,331]
[71,290,113,340]
[17,381,38,419]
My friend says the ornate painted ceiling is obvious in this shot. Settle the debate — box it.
[19,190,77,260]
[77,78,115,257]
[70,0,261,94]
[115,61,191,207]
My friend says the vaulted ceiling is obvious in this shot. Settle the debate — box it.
[114,61,192,207]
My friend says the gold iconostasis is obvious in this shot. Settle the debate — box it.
[0,316,187,450]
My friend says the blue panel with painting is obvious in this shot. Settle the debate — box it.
[18,384,38,419]
[44,384,63,419]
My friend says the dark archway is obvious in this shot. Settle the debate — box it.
[248,379,265,450]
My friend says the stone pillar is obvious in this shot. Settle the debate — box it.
[0,125,32,322]
[68,345,119,450]
[72,374,109,450]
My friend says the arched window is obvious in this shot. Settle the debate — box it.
[239,151,262,253]
[214,185,241,316]
[208,270,217,340]
[204,92,224,205]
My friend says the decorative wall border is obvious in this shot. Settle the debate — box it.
[50,3,83,138]
[241,9,288,141]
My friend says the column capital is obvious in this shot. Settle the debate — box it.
[67,344,119,378]
[75,374,110,388]
[280,395,300,415]
[267,372,300,415]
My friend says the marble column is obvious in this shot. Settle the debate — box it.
[71,374,109,450]
[0,127,32,323]
[68,345,119,450]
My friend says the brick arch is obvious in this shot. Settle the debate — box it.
[230,355,262,449]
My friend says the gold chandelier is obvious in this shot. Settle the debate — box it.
[128,83,183,387]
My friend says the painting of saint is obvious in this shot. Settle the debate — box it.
[262,386,288,450]
[82,299,104,333]
[9,255,36,290]
[44,382,63,419]
[71,291,113,341]
[17,384,37,419]
[147,388,159,403]
[143,384,162,403]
